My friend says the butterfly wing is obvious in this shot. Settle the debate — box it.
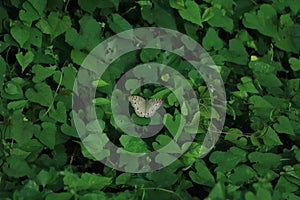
[128,95,146,117]
[145,98,163,118]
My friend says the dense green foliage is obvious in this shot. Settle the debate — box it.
[0,0,300,199]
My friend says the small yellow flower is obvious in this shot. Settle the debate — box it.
[161,73,170,82]
[250,55,259,61]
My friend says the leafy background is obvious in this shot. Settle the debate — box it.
[1,0,300,199]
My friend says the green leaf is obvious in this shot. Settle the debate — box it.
[93,97,111,105]
[189,160,215,187]
[19,2,40,22]
[59,65,77,90]
[169,0,185,9]
[10,147,31,158]
[138,1,154,24]
[25,82,53,106]
[108,13,132,33]
[70,49,87,66]
[208,7,233,32]
[7,100,28,110]
[125,79,140,91]
[80,132,110,160]
[248,152,281,175]
[119,135,150,153]
[273,116,295,136]
[140,49,160,63]
[295,148,300,162]
[249,95,274,119]
[36,167,59,187]
[16,51,34,72]
[282,165,300,186]
[61,123,79,138]
[28,28,43,47]
[164,113,184,137]
[275,177,298,193]
[273,14,300,53]
[230,165,256,185]
[237,76,259,94]
[152,135,182,154]
[203,28,224,51]
[245,188,272,200]
[289,57,300,72]
[202,7,214,22]
[146,169,178,187]
[219,38,248,65]
[19,0,47,22]
[36,12,71,41]
[49,101,67,123]
[207,182,225,200]
[115,173,131,185]
[261,127,283,147]
[181,142,203,166]
[243,4,278,37]
[27,0,47,16]
[4,80,24,99]
[224,128,248,147]
[260,74,282,88]
[65,15,103,51]
[32,64,56,83]
[35,122,57,149]
[209,147,248,173]
[61,113,80,138]
[92,79,109,88]
[11,24,30,47]
[63,172,112,191]
[45,193,72,200]
[2,156,33,178]
[79,193,107,200]
[140,1,177,29]
[9,110,37,144]
[178,0,202,26]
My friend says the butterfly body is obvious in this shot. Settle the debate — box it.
[128,95,163,118]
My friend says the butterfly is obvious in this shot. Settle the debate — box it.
[128,95,163,118]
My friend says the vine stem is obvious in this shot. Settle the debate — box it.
[64,0,71,13]
[34,72,63,122]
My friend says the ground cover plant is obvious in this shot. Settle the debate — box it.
[0,0,300,199]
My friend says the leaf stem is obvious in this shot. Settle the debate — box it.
[34,72,63,122]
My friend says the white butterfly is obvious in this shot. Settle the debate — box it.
[128,95,163,118]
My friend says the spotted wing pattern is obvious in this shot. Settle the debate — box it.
[145,98,163,118]
[128,95,146,117]
[128,95,163,118]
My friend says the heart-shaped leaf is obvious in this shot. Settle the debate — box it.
[35,122,56,149]
[36,11,72,41]
[25,83,53,106]
[16,51,34,72]
[178,0,202,26]
[11,25,30,47]
[273,116,295,136]
[49,101,67,123]
[164,113,185,137]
